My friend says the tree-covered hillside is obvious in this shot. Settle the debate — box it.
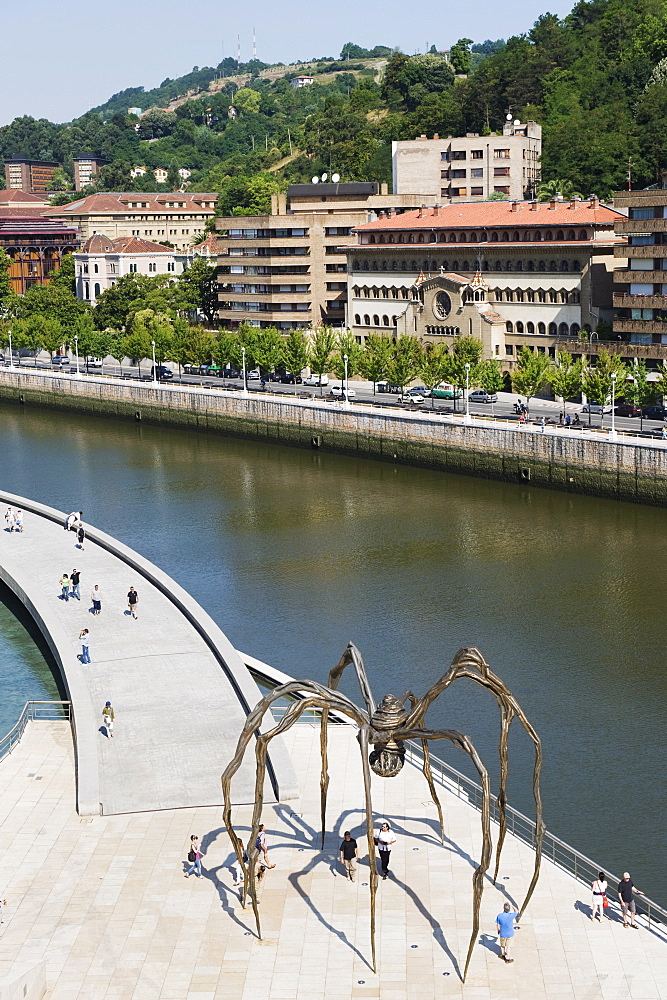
[2,1,667,205]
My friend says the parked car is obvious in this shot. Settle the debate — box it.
[247,369,261,380]
[376,380,401,394]
[642,404,667,420]
[304,374,329,386]
[51,355,70,366]
[198,365,221,377]
[469,390,498,403]
[279,371,302,384]
[613,403,641,417]
[430,385,462,399]
[329,385,356,399]
[396,392,425,404]
[151,365,173,381]
[86,357,103,368]
[409,386,431,396]
[582,402,611,414]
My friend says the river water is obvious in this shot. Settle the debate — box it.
[0,402,664,903]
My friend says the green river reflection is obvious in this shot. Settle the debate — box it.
[0,402,664,903]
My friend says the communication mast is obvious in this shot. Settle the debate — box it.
[253,27,257,60]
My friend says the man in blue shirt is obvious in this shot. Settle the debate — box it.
[496,902,518,963]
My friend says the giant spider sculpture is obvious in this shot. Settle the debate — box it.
[222,644,544,982]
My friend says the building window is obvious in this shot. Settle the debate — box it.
[471,150,483,159]
[451,188,467,197]
[493,167,510,176]
[84,282,89,299]
[83,264,89,274]
[516,321,524,333]
[470,168,483,178]
[494,186,510,195]
[494,148,510,158]
[451,169,466,178]
[167,262,175,272]
[471,187,484,195]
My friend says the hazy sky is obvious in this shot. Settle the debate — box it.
[0,0,574,126]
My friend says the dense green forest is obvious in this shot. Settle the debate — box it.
[2,0,667,207]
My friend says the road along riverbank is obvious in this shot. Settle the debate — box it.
[2,367,667,505]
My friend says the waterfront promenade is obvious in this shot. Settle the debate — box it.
[0,719,664,1000]
[0,490,296,815]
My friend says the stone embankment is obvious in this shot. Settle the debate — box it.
[2,368,667,504]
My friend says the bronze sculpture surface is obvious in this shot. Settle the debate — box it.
[222,644,544,981]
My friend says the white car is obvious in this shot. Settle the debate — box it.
[396,392,425,404]
[582,402,612,414]
[303,374,329,386]
[86,357,103,368]
[247,369,261,380]
[329,385,356,399]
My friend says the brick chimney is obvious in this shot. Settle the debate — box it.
[433,134,440,139]
[589,193,599,208]
[418,206,424,218]
[529,200,538,211]
[549,197,557,210]
[510,201,520,212]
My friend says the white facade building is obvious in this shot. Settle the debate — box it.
[74,235,184,307]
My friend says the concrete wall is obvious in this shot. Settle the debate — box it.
[2,369,667,505]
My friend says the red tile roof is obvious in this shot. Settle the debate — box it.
[43,192,217,217]
[355,200,623,232]
[78,235,174,254]
[0,189,48,205]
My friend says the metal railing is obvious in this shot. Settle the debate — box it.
[403,740,667,932]
[0,701,71,764]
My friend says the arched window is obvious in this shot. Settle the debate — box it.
[382,261,387,270]
[364,287,371,298]
[373,287,380,298]
[353,260,360,269]
[516,260,523,271]
[399,235,405,244]
[549,289,558,302]
[429,232,437,243]
[527,289,535,302]
[379,235,385,244]
[401,288,409,299]
[560,290,568,303]
[364,314,370,325]
[461,260,469,270]
[506,321,513,333]
[418,233,425,243]
[93,263,99,273]
[363,261,369,271]
[388,235,395,244]
[439,233,447,242]
[572,260,580,272]
[382,287,389,298]
[441,260,448,270]
[392,288,399,298]
[513,231,520,242]
[392,316,398,325]
[505,261,512,271]
[538,289,546,302]
[527,321,535,334]
[496,289,503,301]
[353,286,359,296]
[369,235,376,244]
[355,314,361,324]
[392,260,397,270]
[483,260,489,271]
[449,233,457,243]
[570,323,580,336]
[383,316,390,326]
[452,260,459,270]
[560,260,569,272]
[373,314,380,326]
[549,322,557,335]
[516,289,524,302]
[516,321,524,333]
[527,260,535,271]
[411,260,418,270]
[556,230,564,240]
[401,261,407,270]
[408,234,415,243]
[502,232,509,241]
[94,283,101,297]
[579,229,588,240]
[459,232,467,242]
[538,260,546,272]
[84,281,90,299]
[559,322,569,336]
[491,231,498,242]
[534,230,542,241]
[505,289,514,302]
[469,232,477,242]
[372,261,378,271]
[423,259,429,270]
[567,230,575,240]
[538,322,546,334]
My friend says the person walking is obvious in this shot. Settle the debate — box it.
[4,508,15,532]
[232,841,249,887]
[14,510,23,533]
[618,872,644,928]
[71,569,81,601]
[102,701,115,738]
[255,824,276,868]
[339,831,359,882]
[79,628,91,664]
[540,417,546,432]
[591,871,608,921]
[496,902,518,962]
[91,585,102,615]
[127,587,139,619]
[184,835,204,878]
[60,573,70,601]
[77,524,86,550]
[375,821,396,880]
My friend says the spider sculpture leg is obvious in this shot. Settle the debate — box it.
[393,726,492,984]
[358,724,379,973]
[320,643,375,848]
[222,685,369,942]
[400,647,544,918]
[403,691,445,844]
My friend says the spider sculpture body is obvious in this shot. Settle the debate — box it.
[222,644,544,982]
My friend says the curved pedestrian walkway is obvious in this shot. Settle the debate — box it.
[0,489,296,816]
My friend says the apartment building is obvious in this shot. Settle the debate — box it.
[613,179,667,346]
[392,120,542,204]
[4,157,59,194]
[73,157,108,191]
[74,234,186,306]
[216,182,422,330]
[345,196,624,363]
[0,216,79,294]
[42,192,217,251]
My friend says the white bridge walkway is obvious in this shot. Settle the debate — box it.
[0,721,663,1000]
[0,490,295,815]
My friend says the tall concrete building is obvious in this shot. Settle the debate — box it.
[613,178,667,346]
[392,120,542,204]
[4,157,59,194]
[73,157,108,191]
[216,182,423,330]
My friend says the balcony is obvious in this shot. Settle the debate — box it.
[614,270,667,283]
[559,336,667,359]
[613,319,667,334]
[614,219,667,234]
[613,293,667,308]
[614,244,667,258]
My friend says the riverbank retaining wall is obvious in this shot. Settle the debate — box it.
[2,369,667,504]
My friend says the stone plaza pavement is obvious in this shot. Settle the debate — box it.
[0,720,664,1000]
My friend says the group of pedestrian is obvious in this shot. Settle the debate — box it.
[590,871,644,928]
[338,821,396,883]
[63,511,86,548]
[559,411,581,427]
[3,507,23,532]
[59,569,82,601]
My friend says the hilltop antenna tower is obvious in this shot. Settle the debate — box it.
[237,34,241,63]
[253,27,257,60]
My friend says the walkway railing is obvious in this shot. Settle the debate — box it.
[0,701,71,763]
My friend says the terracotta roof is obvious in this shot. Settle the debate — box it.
[0,207,55,219]
[190,233,219,252]
[76,235,174,255]
[0,218,78,236]
[0,189,48,205]
[43,192,217,217]
[355,200,623,232]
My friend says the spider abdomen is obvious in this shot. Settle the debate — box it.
[369,740,405,777]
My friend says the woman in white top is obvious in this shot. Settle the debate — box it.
[375,822,396,880]
[591,871,608,920]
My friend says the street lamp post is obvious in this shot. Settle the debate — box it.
[343,353,349,408]
[8,329,13,369]
[151,340,157,385]
[74,335,80,377]
[241,346,248,397]
[464,362,471,423]
[609,372,617,440]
